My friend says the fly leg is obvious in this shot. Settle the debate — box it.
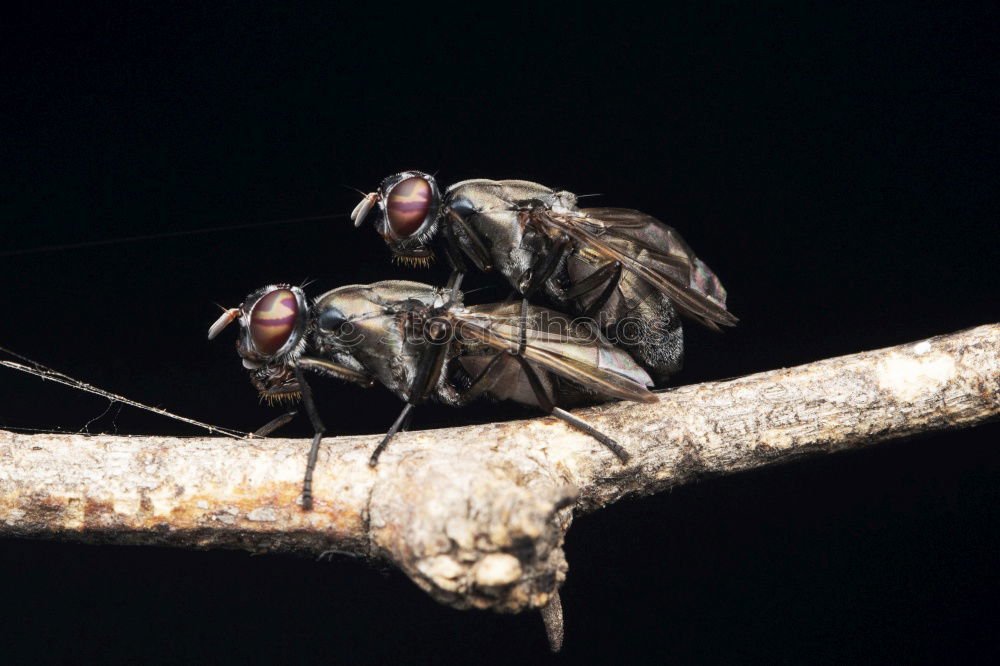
[517,235,571,355]
[445,209,493,272]
[548,406,630,463]
[371,403,416,466]
[252,409,297,437]
[291,357,374,511]
[509,354,631,463]
[369,326,451,467]
[561,261,624,321]
[293,365,327,511]
[399,406,416,432]
[453,352,508,405]
[518,298,530,356]
[581,262,623,320]
[455,350,631,463]
[441,218,469,274]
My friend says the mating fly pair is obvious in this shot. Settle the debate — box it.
[213,170,736,510]
[208,279,657,510]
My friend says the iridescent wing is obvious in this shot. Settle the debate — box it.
[535,208,737,330]
[452,303,657,404]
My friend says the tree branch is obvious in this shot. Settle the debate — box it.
[2,324,997,643]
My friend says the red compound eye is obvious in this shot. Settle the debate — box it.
[249,288,299,355]
[386,176,432,238]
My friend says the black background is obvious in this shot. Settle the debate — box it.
[2,3,998,663]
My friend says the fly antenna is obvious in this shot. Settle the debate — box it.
[341,184,369,196]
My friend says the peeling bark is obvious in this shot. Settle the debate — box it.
[1,324,998,646]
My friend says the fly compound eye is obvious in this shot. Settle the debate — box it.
[249,288,300,356]
[385,176,433,238]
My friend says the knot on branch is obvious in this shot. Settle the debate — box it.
[368,444,577,612]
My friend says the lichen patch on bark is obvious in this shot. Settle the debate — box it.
[877,350,957,402]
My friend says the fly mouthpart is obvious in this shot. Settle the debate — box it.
[250,364,301,400]
[393,252,434,268]
[260,390,302,407]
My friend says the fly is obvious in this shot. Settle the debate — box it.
[352,172,737,384]
[208,279,657,510]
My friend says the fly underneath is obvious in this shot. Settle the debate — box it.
[209,279,657,511]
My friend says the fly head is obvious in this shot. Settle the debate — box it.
[207,284,309,402]
[351,170,441,264]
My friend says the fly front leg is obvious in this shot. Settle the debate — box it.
[293,365,327,512]
[445,209,493,272]
[509,354,631,464]
[292,356,375,511]
[441,218,470,275]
